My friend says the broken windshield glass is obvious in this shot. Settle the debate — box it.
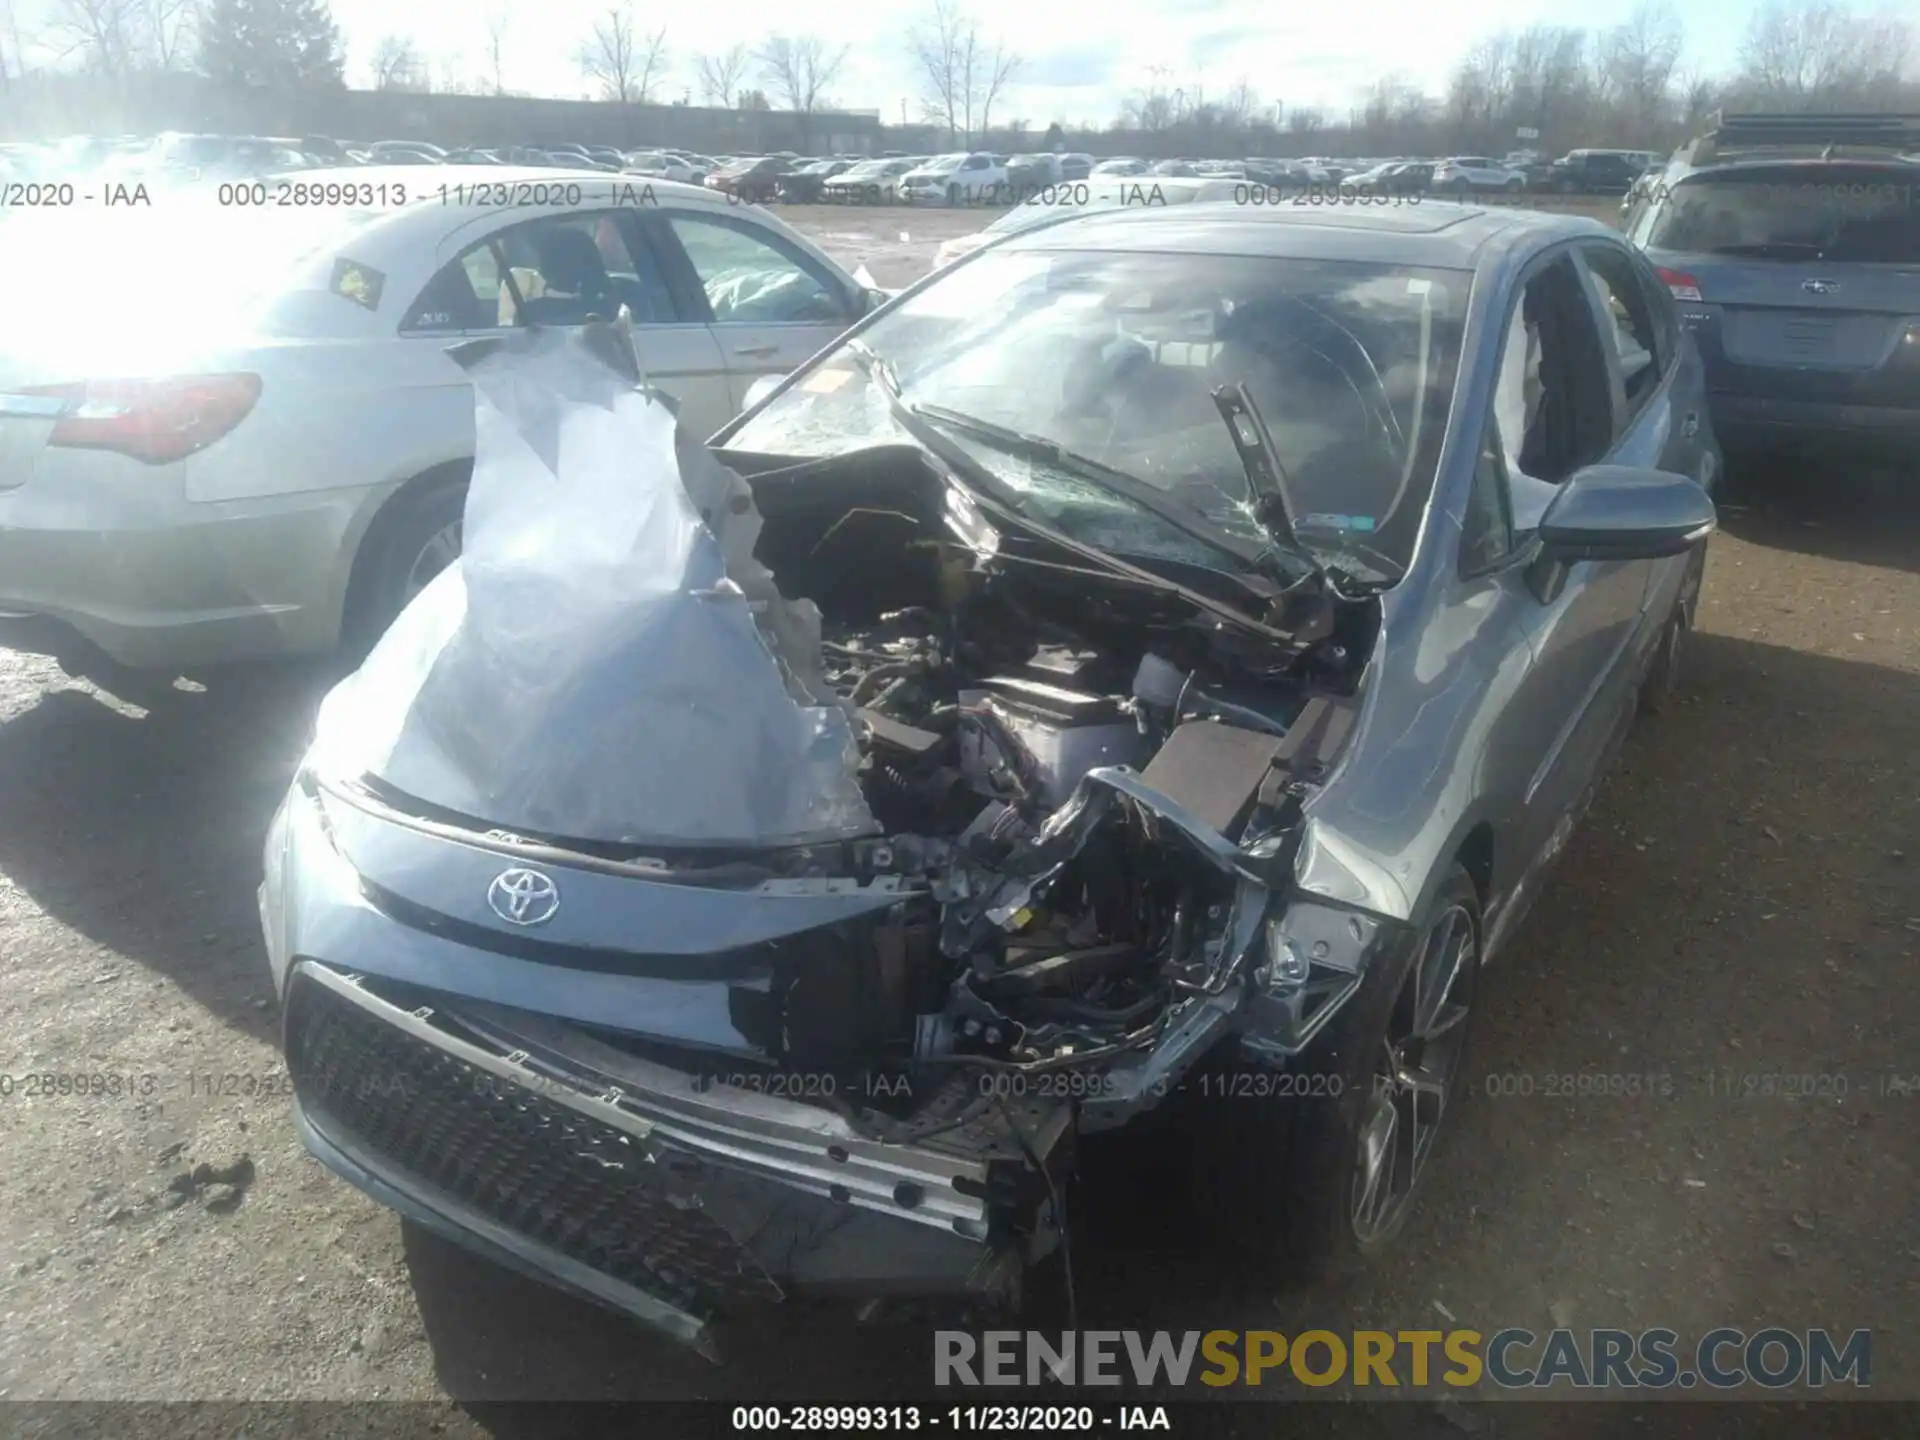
[726,248,1468,578]
[309,319,878,849]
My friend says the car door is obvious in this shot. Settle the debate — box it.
[1456,250,1650,922]
[1573,238,1715,622]
[647,208,865,419]
[404,207,734,439]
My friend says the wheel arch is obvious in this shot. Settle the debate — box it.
[337,457,473,650]
[1453,822,1495,908]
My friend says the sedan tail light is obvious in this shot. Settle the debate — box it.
[1655,267,1703,303]
[23,374,261,464]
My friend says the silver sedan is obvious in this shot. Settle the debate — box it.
[0,167,880,696]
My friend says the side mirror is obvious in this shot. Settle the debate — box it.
[742,373,786,411]
[1537,465,1716,562]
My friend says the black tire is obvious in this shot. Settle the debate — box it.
[1640,545,1705,717]
[1190,864,1481,1277]
[946,182,960,206]
[341,478,467,660]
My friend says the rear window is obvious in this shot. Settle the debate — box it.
[1645,165,1920,264]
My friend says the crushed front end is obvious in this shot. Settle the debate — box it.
[262,318,1385,1355]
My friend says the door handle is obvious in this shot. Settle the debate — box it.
[733,343,779,358]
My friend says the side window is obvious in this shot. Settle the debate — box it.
[410,212,676,331]
[495,212,674,327]
[1460,424,1516,575]
[401,252,489,333]
[1579,244,1662,420]
[664,213,852,325]
[1491,256,1615,522]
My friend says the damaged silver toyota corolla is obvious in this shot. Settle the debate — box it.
[261,204,1718,1357]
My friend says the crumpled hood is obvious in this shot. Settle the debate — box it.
[310,319,877,849]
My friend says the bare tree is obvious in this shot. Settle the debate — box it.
[44,0,141,74]
[143,0,195,67]
[1736,0,1913,107]
[1444,33,1515,149]
[1216,77,1261,128]
[1601,2,1684,143]
[1073,5,1918,164]
[693,41,747,107]
[579,9,669,104]
[433,49,492,94]
[1672,62,1720,133]
[371,33,425,89]
[908,0,1019,148]
[1120,65,1180,133]
[484,4,509,94]
[755,33,848,126]
[1507,24,1593,148]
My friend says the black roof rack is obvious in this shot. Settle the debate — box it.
[1684,111,1920,164]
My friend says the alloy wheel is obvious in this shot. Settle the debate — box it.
[1350,902,1477,1245]
[402,518,464,604]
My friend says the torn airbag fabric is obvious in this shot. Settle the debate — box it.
[313,320,877,848]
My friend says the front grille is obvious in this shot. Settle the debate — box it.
[286,971,781,1319]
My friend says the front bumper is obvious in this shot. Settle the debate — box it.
[1709,392,1920,461]
[284,959,1049,1355]
[260,758,1394,1351]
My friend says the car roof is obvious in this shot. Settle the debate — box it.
[1000,199,1616,269]
[1666,152,1920,180]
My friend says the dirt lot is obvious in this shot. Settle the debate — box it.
[0,198,1915,1425]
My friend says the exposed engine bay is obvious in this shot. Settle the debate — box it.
[313,321,1376,1128]
[709,441,1371,1110]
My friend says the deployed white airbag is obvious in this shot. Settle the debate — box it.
[311,319,877,848]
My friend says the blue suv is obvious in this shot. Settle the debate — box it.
[1626,112,1920,465]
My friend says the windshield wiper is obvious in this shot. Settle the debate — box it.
[1211,383,1405,597]
[839,342,1307,646]
[1209,384,1325,568]
[902,399,1301,593]
[846,337,903,399]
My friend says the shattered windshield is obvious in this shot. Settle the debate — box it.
[727,246,1468,579]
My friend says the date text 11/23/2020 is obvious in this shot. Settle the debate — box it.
[731,1406,1172,1432]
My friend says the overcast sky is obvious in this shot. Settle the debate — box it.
[304,0,1762,124]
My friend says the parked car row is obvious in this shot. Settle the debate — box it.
[2,130,1692,212]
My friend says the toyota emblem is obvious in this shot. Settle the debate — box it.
[487,867,560,926]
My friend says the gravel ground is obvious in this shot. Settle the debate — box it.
[0,199,1914,1423]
